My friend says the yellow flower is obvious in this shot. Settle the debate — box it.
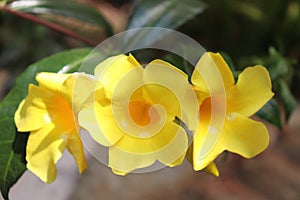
[79,54,196,175]
[14,72,96,183]
[191,52,274,171]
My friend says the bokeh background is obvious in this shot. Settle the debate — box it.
[1,0,300,199]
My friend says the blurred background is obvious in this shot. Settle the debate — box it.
[1,0,300,199]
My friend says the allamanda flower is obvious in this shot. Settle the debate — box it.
[191,52,274,171]
[14,72,96,183]
[79,54,197,175]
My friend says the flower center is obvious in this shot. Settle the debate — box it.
[199,97,212,123]
[128,100,159,127]
[53,95,77,131]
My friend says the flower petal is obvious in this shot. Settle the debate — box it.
[228,66,274,116]
[142,60,194,120]
[186,143,219,176]
[192,85,209,105]
[36,72,71,93]
[203,162,219,177]
[94,54,140,77]
[66,131,87,174]
[110,66,143,102]
[146,59,188,80]
[94,54,142,99]
[193,113,269,170]
[26,123,66,183]
[142,84,181,117]
[224,113,269,158]
[169,153,186,167]
[14,84,52,132]
[60,73,98,113]
[156,125,187,166]
[108,146,156,175]
[78,103,124,146]
[192,52,234,94]
[115,118,185,155]
[193,120,225,171]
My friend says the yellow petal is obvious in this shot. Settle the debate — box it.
[142,84,181,117]
[109,146,156,175]
[94,54,140,77]
[115,118,185,155]
[169,153,186,167]
[60,73,98,113]
[228,66,274,116]
[194,113,269,171]
[14,85,53,132]
[186,142,219,176]
[146,59,188,80]
[193,120,225,171]
[191,52,234,94]
[192,95,227,171]
[36,72,71,93]
[66,131,87,174]
[109,66,143,102]
[26,123,67,183]
[142,60,195,123]
[78,103,124,146]
[224,113,269,158]
[94,54,142,99]
[192,85,209,105]
[15,73,78,132]
[203,162,219,177]
[17,72,87,182]
[156,125,187,166]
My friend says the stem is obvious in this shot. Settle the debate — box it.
[1,6,98,46]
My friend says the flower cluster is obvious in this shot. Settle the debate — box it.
[14,52,274,183]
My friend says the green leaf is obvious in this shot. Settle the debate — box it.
[8,0,113,36]
[163,44,201,79]
[256,98,282,129]
[230,1,264,22]
[127,0,207,29]
[267,47,290,81]
[0,48,91,199]
[125,0,207,48]
[164,53,192,77]
[279,79,297,121]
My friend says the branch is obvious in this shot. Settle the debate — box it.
[1,6,98,46]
